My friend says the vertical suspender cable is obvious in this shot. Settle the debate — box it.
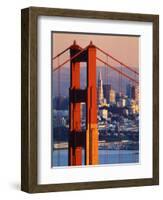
[57,56,61,166]
[106,56,109,164]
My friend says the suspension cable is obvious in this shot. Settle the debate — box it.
[52,45,72,60]
[96,57,138,84]
[95,45,139,75]
[53,45,89,72]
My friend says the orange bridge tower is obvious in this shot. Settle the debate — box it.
[68,41,98,166]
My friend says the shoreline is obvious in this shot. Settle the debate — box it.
[53,140,139,150]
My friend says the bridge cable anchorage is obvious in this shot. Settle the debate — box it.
[53,45,89,72]
[95,45,139,75]
[96,57,138,84]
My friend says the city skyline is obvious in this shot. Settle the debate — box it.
[53,71,139,110]
[53,68,138,98]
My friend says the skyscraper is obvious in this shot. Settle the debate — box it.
[108,87,116,104]
[126,83,132,98]
[135,86,139,102]
[97,71,104,104]
[103,84,111,103]
[103,84,115,104]
[126,84,138,101]
[131,86,136,99]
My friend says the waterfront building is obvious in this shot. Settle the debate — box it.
[53,116,67,127]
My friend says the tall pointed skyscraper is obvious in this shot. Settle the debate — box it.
[97,71,104,104]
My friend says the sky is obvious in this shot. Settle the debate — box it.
[52,32,139,70]
[52,32,139,97]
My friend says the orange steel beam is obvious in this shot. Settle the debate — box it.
[86,43,98,165]
[96,45,139,75]
[69,60,82,166]
[97,57,139,84]
[68,42,86,166]
[53,45,89,72]
[68,42,99,166]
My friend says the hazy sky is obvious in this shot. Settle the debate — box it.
[52,32,139,70]
[52,32,139,97]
